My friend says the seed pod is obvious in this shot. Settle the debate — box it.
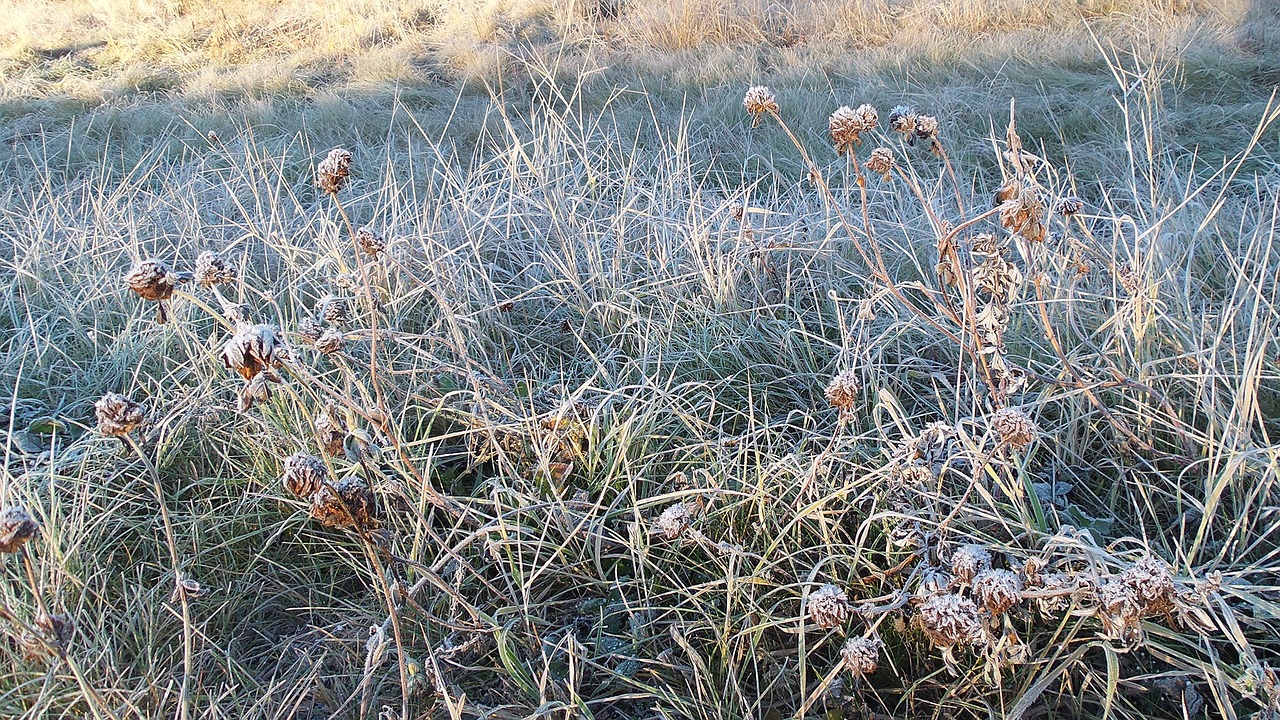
[743,86,778,127]
[829,104,878,155]
[655,502,691,540]
[320,296,352,325]
[807,584,852,629]
[971,568,1024,616]
[824,368,860,413]
[309,476,376,529]
[950,544,992,584]
[315,329,344,355]
[194,251,237,288]
[220,324,288,381]
[918,593,983,650]
[0,506,39,554]
[317,148,352,194]
[281,452,328,498]
[315,406,348,456]
[990,408,1038,449]
[95,392,145,437]
[355,226,386,257]
[840,636,882,676]
[297,316,325,344]
[865,148,894,178]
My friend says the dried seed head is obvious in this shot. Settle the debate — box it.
[297,316,325,344]
[915,115,939,142]
[222,302,252,325]
[317,148,352,194]
[950,544,992,583]
[1055,197,1084,216]
[282,452,328,498]
[35,610,74,649]
[194,251,237,288]
[124,259,184,302]
[888,105,916,136]
[865,147,894,178]
[917,567,955,597]
[824,368,860,413]
[971,568,1024,616]
[95,392,145,437]
[315,406,348,456]
[355,226,386,256]
[1096,579,1143,643]
[320,296,352,325]
[314,329,344,355]
[1117,262,1143,296]
[743,86,778,126]
[309,476,376,529]
[238,371,279,412]
[655,502,691,540]
[1121,553,1176,613]
[220,323,288,381]
[971,233,1003,258]
[918,593,983,649]
[840,636,882,676]
[997,180,1047,243]
[0,506,39,554]
[829,104,878,154]
[990,408,1037,449]
[807,584,852,629]
[1032,572,1076,616]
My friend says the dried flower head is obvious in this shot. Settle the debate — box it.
[829,104,878,154]
[1055,197,1084,216]
[282,452,328,498]
[194,251,237,288]
[1096,579,1143,643]
[824,368,860,413]
[35,609,74,648]
[220,323,288,381]
[320,296,352,325]
[355,226,386,257]
[865,147,895,178]
[807,584,852,629]
[1117,262,1143,297]
[314,329,344,355]
[1031,572,1077,616]
[972,252,1024,302]
[222,302,252,325]
[655,502,691,540]
[997,180,1047,243]
[888,105,917,138]
[317,148,352,194]
[918,593,983,649]
[990,408,1038,449]
[1121,553,1176,613]
[972,568,1024,616]
[951,544,992,583]
[124,259,183,302]
[917,567,955,597]
[840,636,882,676]
[297,316,325,344]
[95,392,145,437]
[316,406,348,456]
[743,86,778,127]
[309,476,376,529]
[915,115,939,142]
[0,506,39,554]
[238,371,277,412]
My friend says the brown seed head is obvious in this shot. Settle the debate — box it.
[320,296,352,325]
[355,226,386,256]
[194,251,237,288]
[865,148,895,178]
[807,584,852,629]
[309,476,376,529]
[1121,553,1176,613]
[840,636,882,676]
[990,408,1037,449]
[918,593,983,649]
[1055,197,1084,216]
[282,452,328,498]
[829,104,878,154]
[95,392,145,437]
[655,502,691,540]
[220,323,288,381]
[314,329,344,355]
[297,316,325,344]
[743,86,778,126]
[915,115,939,142]
[1096,579,1143,643]
[124,259,183,302]
[950,544,992,583]
[317,148,352,194]
[315,406,348,456]
[888,105,916,136]
[824,368,860,413]
[972,568,1024,615]
[0,506,39,554]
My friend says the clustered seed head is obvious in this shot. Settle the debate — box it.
[1096,579,1142,643]
[297,316,325,344]
[321,296,352,325]
[918,593,983,649]
[309,476,376,529]
[951,544,992,583]
[866,147,895,178]
[317,148,352,194]
[829,104,878,154]
[840,636,882,676]
[915,115,939,142]
[220,323,288,381]
[1121,553,1176,613]
[991,407,1038,449]
[95,392,145,437]
[824,368,860,413]
[807,584,852,629]
[124,259,183,302]
[316,407,348,456]
[971,568,1024,616]
[314,329,344,355]
[282,452,328,498]
[194,251,237,288]
[1055,196,1084,216]
[743,86,779,127]
[655,502,691,540]
[355,226,386,256]
[0,506,39,554]
[1032,572,1077,616]
[888,105,916,137]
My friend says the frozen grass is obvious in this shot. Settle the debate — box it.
[2,50,1280,718]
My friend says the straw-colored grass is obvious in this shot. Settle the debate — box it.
[3,2,1280,720]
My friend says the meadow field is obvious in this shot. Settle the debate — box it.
[2,1,1280,719]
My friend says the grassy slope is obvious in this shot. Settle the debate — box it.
[2,2,1280,720]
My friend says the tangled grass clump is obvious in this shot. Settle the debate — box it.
[2,61,1279,720]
